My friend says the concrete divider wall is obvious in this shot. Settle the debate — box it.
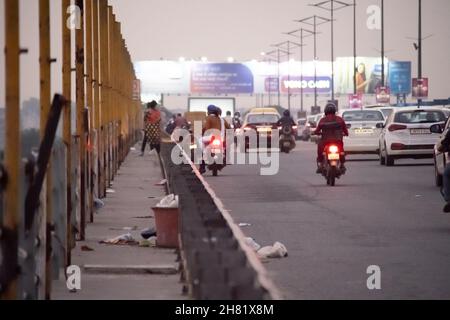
[160,142,282,300]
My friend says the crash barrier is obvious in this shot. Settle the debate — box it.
[160,142,282,300]
[0,94,139,299]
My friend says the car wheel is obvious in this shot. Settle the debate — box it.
[434,157,443,187]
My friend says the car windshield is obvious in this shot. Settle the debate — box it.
[394,110,446,124]
[342,110,384,122]
[247,114,279,124]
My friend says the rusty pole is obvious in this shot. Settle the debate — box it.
[39,0,54,300]
[85,0,94,223]
[2,0,20,300]
[92,0,100,201]
[75,0,86,240]
[62,0,72,267]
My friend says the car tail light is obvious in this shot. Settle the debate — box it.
[292,125,298,130]
[388,124,407,132]
[391,143,405,150]
[328,145,339,154]
[212,139,221,147]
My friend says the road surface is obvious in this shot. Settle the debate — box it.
[206,141,450,299]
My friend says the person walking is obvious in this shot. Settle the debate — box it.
[141,100,161,156]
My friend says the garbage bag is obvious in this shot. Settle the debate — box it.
[156,194,179,208]
[257,242,288,259]
[141,227,157,239]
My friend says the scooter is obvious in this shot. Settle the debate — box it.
[279,125,296,153]
[205,136,226,176]
[320,143,345,186]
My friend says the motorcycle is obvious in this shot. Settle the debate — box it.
[320,143,345,186]
[204,136,226,176]
[279,125,296,153]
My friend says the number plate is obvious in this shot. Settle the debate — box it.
[410,128,431,135]
[354,128,374,134]
[327,153,340,160]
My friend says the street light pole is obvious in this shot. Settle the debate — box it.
[296,15,330,110]
[418,0,422,108]
[381,0,385,86]
[286,28,314,113]
[353,0,357,94]
[310,1,352,102]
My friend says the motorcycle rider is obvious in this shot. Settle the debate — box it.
[199,105,231,174]
[277,109,296,128]
[313,103,349,174]
[232,111,242,129]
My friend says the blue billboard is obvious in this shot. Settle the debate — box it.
[388,61,412,95]
[190,63,254,94]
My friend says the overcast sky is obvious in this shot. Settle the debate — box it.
[1,0,450,105]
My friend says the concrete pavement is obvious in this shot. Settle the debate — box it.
[52,145,185,300]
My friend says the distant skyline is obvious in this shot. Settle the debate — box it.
[0,0,449,105]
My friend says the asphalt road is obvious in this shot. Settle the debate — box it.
[205,141,450,299]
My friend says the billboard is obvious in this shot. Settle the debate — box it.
[376,86,391,103]
[190,63,254,94]
[280,76,332,94]
[412,78,429,98]
[335,57,387,95]
[388,61,412,94]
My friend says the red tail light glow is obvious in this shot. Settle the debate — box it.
[391,143,405,150]
[388,124,407,132]
[328,145,339,154]
[212,139,221,147]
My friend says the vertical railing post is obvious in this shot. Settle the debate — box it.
[39,0,53,300]
[92,0,100,201]
[1,0,20,300]
[85,0,94,223]
[75,0,86,240]
[62,0,72,267]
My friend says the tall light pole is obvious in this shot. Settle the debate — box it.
[272,40,302,112]
[266,47,289,107]
[418,0,422,108]
[310,0,352,102]
[353,0,357,94]
[381,0,385,86]
[285,28,314,112]
[296,15,330,109]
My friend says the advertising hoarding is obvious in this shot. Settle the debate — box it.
[388,61,412,94]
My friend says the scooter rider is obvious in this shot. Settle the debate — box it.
[199,105,231,174]
[313,103,349,174]
[277,110,296,127]
[232,112,242,129]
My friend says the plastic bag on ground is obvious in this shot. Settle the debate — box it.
[141,227,157,239]
[156,194,179,208]
[244,237,261,252]
[100,233,139,245]
[257,242,288,259]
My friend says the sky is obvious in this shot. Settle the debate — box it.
[1,0,450,106]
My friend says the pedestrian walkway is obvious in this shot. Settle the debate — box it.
[52,145,185,300]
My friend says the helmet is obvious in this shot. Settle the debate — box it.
[283,110,290,117]
[207,105,217,115]
[234,111,241,118]
[324,103,337,115]
[217,107,222,116]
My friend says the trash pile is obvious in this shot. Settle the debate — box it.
[155,194,179,208]
[100,233,139,246]
[244,237,288,259]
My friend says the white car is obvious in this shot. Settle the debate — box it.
[339,109,385,154]
[379,107,447,166]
